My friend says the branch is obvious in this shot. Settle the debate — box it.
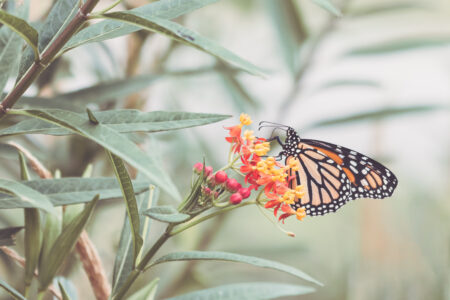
[0,0,100,117]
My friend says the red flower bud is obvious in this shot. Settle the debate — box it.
[206,175,216,187]
[204,166,213,177]
[238,187,251,199]
[203,187,212,195]
[214,171,228,184]
[229,193,243,204]
[193,162,203,174]
[225,178,242,192]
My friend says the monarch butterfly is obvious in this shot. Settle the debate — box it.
[259,121,398,216]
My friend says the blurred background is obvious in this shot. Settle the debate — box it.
[1,0,449,299]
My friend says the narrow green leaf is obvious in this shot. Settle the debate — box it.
[58,282,71,300]
[310,0,342,17]
[101,12,264,76]
[38,195,99,291]
[149,251,322,286]
[0,226,23,246]
[143,205,190,223]
[107,151,142,266]
[64,0,220,51]
[19,150,42,286]
[0,178,54,213]
[24,208,41,286]
[0,9,38,58]
[307,105,447,129]
[345,37,450,56]
[264,0,307,75]
[0,110,230,137]
[0,278,26,300]
[0,177,149,208]
[0,26,23,94]
[313,79,380,93]
[55,277,77,300]
[349,3,425,17]
[17,0,78,80]
[128,278,159,300]
[8,109,181,201]
[112,186,159,294]
[166,282,315,300]
[39,212,62,273]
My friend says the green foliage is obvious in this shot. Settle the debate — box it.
[166,282,315,300]
[0,110,231,136]
[64,0,220,51]
[127,278,159,300]
[144,205,190,223]
[0,8,38,58]
[0,278,26,300]
[310,0,342,17]
[38,195,98,291]
[100,11,264,76]
[0,177,149,208]
[107,151,143,267]
[8,108,181,200]
[149,251,322,286]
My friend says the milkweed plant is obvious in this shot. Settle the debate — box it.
[0,0,341,299]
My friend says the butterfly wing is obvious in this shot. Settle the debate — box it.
[289,139,398,216]
[287,143,353,216]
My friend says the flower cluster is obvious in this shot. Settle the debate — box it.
[192,113,307,223]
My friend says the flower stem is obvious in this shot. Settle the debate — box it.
[111,224,174,300]
[170,200,257,236]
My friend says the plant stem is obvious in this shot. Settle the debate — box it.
[0,0,100,117]
[112,224,175,300]
[170,200,257,236]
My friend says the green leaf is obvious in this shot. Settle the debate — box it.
[310,0,342,17]
[0,177,149,208]
[0,110,230,137]
[166,282,315,300]
[64,0,220,51]
[128,278,159,300]
[0,26,23,94]
[0,178,54,213]
[0,278,26,300]
[313,79,380,93]
[0,9,38,58]
[345,37,450,56]
[17,0,78,80]
[100,11,264,76]
[149,251,322,286]
[24,208,41,286]
[307,105,447,129]
[112,186,159,294]
[143,205,190,223]
[38,195,99,291]
[39,211,62,273]
[0,226,23,246]
[349,2,424,17]
[107,151,143,267]
[56,277,77,300]
[14,94,84,111]
[8,109,181,201]
[264,0,307,75]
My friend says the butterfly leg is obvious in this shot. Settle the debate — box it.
[265,135,284,146]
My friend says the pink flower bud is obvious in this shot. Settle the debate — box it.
[204,166,213,177]
[238,187,251,199]
[203,187,212,195]
[193,162,203,174]
[229,193,243,204]
[225,178,242,192]
[214,171,228,184]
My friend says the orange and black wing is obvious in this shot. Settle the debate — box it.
[290,139,398,216]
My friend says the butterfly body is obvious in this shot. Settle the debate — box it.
[261,123,398,216]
